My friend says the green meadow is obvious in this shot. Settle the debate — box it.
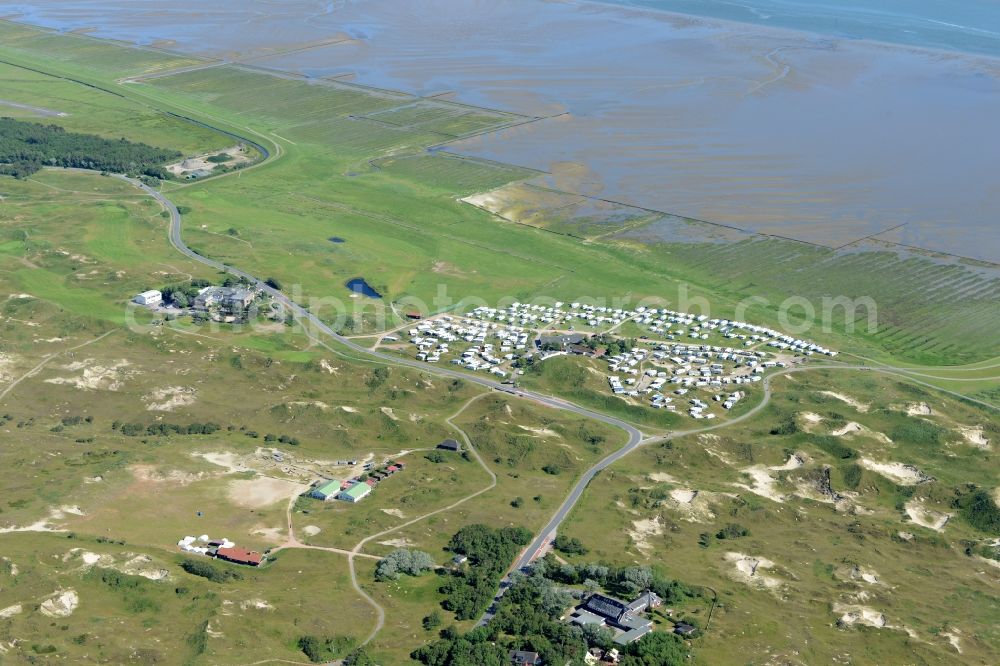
[0,17,996,666]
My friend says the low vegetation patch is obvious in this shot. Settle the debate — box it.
[179,558,243,583]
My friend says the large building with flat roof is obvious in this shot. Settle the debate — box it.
[337,482,372,503]
[310,479,341,501]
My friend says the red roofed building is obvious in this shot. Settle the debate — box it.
[215,546,263,567]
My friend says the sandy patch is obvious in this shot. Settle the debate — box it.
[340,405,358,413]
[905,499,951,531]
[287,400,330,411]
[166,144,254,177]
[240,598,274,611]
[820,391,869,412]
[0,506,84,534]
[380,406,400,420]
[830,421,893,444]
[145,386,197,411]
[381,508,406,518]
[859,459,932,485]
[2,557,17,577]
[905,402,932,416]
[735,465,785,503]
[302,525,322,536]
[629,516,664,555]
[518,425,561,437]
[770,453,805,471]
[378,537,413,548]
[40,589,78,617]
[942,629,962,653]
[834,603,886,628]
[799,411,823,430]
[0,352,19,384]
[251,527,284,542]
[724,552,782,589]
[131,464,208,486]
[193,451,248,474]
[670,489,697,504]
[958,426,990,450]
[320,359,339,374]
[648,472,678,483]
[839,565,881,585]
[44,358,132,391]
[0,604,22,619]
[229,477,307,508]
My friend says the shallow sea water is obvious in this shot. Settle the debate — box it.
[1,0,997,261]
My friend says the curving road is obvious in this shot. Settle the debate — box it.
[121,174,997,633]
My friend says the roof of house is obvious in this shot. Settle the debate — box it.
[339,482,371,500]
[438,438,461,450]
[627,591,662,613]
[570,609,607,626]
[137,290,161,298]
[583,594,630,622]
[313,479,341,496]
[509,650,542,665]
[613,624,652,645]
[216,546,262,566]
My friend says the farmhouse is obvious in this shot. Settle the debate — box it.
[438,438,462,452]
[194,286,256,311]
[133,289,162,306]
[310,479,342,501]
[337,481,372,503]
[568,592,661,646]
[509,650,543,665]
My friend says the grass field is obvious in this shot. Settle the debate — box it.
[557,369,1000,664]
[0,20,997,666]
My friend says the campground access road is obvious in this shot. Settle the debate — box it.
[127,175,998,634]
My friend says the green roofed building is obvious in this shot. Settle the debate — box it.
[310,479,342,501]
[337,481,372,503]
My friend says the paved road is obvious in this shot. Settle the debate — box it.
[121,174,997,631]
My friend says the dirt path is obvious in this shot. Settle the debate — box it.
[0,330,115,403]
[344,394,497,648]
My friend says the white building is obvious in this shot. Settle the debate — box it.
[133,290,162,306]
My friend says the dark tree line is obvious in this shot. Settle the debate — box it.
[0,117,180,179]
[438,524,532,620]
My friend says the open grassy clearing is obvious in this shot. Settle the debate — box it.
[0,21,208,79]
[0,532,374,664]
[557,369,1000,664]
[1,20,997,393]
[0,61,231,157]
[0,22,996,665]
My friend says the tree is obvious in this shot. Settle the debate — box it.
[344,648,377,666]
[621,566,653,596]
[621,631,687,666]
[422,610,442,631]
[553,535,588,555]
[580,623,614,650]
[171,291,189,308]
[375,549,435,580]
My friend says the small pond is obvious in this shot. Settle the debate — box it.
[345,277,382,299]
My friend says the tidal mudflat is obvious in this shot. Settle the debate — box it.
[2,0,997,261]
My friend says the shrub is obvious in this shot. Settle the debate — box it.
[810,435,857,460]
[714,523,750,540]
[179,559,242,583]
[958,489,1000,535]
[553,535,588,555]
